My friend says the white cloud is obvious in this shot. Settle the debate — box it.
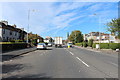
[0,0,119,2]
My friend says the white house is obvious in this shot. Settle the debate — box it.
[0,21,27,42]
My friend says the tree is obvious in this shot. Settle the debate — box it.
[107,18,120,39]
[28,32,43,45]
[69,30,83,44]
[67,32,69,39]
[88,39,94,47]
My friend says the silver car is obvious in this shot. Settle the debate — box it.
[37,43,47,50]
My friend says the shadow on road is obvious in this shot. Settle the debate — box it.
[2,55,23,62]
[3,73,52,78]
[2,64,24,74]
[36,48,53,50]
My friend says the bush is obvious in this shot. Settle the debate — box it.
[75,43,83,46]
[1,42,28,52]
[100,43,109,49]
[109,43,120,50]
[88,39,93,47]
[83,42,88,47]
[92,43,120,50]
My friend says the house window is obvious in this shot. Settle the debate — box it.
[10,31,12,35]
[15,32,17,36]
[7,37,9,41]
[3,29,5,34]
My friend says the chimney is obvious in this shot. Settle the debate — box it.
[1,20,8,25]
[13,24,16,28]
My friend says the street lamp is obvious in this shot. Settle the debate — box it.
[26,9,30,43]
[26,9,38,43]
[93,14,101,49]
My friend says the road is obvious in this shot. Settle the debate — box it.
[2,46,118,79]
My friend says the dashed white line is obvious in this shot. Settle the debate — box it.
[76,57,90,67]
[109,62,118,67]
[69,52,74,55]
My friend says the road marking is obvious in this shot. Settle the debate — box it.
[109,62,118,67]
[76,57,90,67]
[69,52,74,55]
[40,54,43,55]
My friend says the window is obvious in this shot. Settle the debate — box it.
[15,32,17,36]
[10,31,12,35]
[7,37,9,41]
[3,29,5,34]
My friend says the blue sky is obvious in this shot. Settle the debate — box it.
[0,1,118,39]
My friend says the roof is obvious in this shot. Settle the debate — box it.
[0,22,27,34]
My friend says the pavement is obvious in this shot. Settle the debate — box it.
[1,47,37,62]
[74,45,119,54]
[1,46,118,79]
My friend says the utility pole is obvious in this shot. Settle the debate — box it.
[27,9,30,43]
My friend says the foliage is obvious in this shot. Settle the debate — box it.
[107,18,120,39]
[28,32,43,45]
[0,42,25,44]
[88,39,94,47]
[83,41,88,47]
[92,43,120,50]
[2,43,28,51]
[75,43,83,47]
[109,43,120,50]
[68,30,83,44]
[100,43,109,49]
[67,32,69,39]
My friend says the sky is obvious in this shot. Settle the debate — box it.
[0,1,118,39]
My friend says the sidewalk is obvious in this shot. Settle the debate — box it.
[73,45,118,54]
[1,47,37,62]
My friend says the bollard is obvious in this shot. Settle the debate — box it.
[68,45,70,48]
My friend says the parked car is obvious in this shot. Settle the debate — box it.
[47,43,52,47]
[37,43,47,50]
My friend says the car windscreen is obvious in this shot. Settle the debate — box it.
[38,43,45,45]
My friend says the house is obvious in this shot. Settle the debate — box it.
[0,21,27,42]
[44,36,53,43]
[84,32,120,43]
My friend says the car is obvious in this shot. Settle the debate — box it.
[37,43,47,50]
[47,43,52,47]
[67,43,73,47]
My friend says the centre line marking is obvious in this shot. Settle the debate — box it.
[76,57,90,67]
[69,52,74,55]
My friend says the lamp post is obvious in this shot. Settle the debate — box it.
[26,9,30,43]
[93,14,101,49]
[26,9,37,43]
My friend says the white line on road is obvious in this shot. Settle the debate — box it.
[109,62,118,67]
[69,52,74,55]
[76,57,90,67]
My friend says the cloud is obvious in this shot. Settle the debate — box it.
[1,2,118,38]
[0,0,119,2]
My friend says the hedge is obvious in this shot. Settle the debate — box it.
[109,43,120,50]
[0,42,25,44]
[88,39,93,47]
[75,43,83,46]
[1,42,28,52]
[92,43,120,50]
[83,42,88,47]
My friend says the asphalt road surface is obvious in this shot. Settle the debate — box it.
[2,46,118,78]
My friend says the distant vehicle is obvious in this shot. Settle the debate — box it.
[37,43,47,49]
[47,42,52,47]
[54,37,63,48]
[67,43,73,47]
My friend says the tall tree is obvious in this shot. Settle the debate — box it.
[107,18,120,39]
[69,30,83,44]
[67,32,69,39]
